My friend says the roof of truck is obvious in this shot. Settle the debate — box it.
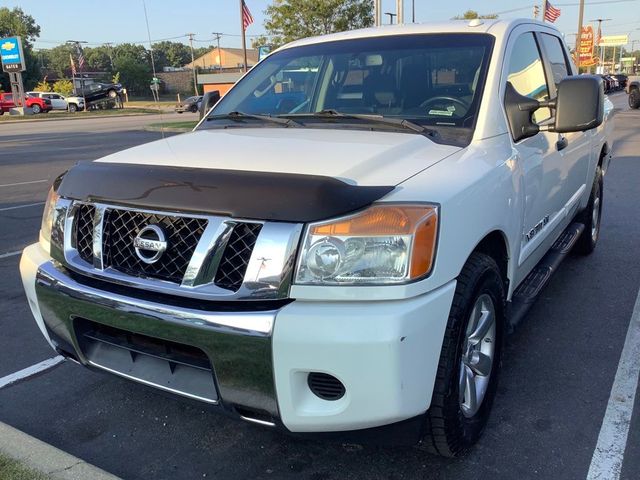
[280,18,560,51]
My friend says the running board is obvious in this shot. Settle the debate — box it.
[507,222,585,332]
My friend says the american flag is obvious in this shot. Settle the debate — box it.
[70,54,76,76]
[544,1,561,22]
[76,44,85,71]
[242,0,254,31]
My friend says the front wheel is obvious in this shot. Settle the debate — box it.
[629,90,640,109]
[68,103,78,112]
[575,166,603,255]
[419,253,505,457]
[31,104,41,114]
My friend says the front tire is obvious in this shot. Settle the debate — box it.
[420,253,505,457]
[629,89,640,109]
[575,166,603,255]
[68,103,78,112]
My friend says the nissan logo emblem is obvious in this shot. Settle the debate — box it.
[133,224,168,264]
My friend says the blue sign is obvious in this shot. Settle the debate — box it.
[1,36,26,72]
[258,45,271,62]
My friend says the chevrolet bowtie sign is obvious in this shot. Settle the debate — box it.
[0,36,26,73]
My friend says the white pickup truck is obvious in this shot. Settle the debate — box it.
[20,19,613,456]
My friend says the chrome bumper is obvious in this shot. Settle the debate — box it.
[35,260,281,423]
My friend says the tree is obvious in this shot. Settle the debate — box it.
[84,46,113,72]
[52,79,73,96]
[152,41,191,69]
[113,57,150,95]
[34,80,51,92]
[262,0,373,48]
[41,44,74,78]
[0,7,41,90]
[453,10,498,20]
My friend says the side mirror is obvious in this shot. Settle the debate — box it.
[199,90,221,119]
[551,76,604,133]
[504,82,541,142]
[504,76,604,142]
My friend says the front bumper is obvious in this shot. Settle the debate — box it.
[20,243,456,439]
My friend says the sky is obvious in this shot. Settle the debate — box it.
[4,0,640,51]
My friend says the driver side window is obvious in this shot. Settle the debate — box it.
[506,32,551,123]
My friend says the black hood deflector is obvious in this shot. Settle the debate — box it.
[57,162,395,223]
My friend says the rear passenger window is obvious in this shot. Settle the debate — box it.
[540,33,571,87]
[506,32,550,123]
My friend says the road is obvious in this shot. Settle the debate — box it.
[0,97,639,480]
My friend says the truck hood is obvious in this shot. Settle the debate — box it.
[97,128,461,186]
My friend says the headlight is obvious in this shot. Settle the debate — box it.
[39,187,60,253]
[295,204,438,285]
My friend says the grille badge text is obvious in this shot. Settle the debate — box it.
[134,225,168,264]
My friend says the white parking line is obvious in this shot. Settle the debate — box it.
[0,202,45,212]
[0,179,47,188]
[0,250,21,259]
[587,287,640,480]
[0,356,65,390]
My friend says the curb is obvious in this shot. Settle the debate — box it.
[0,110,168,125]
[144,126,193,133]
[0,421,121,480]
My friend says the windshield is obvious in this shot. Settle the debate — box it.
[206,34,494,139]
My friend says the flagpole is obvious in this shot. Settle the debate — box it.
[240,0,248,73]
[542,0,547,22]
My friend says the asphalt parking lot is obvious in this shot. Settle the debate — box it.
[1,96,639,480]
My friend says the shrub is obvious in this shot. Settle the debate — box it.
[52,79,74,96]
[34,80,52,92]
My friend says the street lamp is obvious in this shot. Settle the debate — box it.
[385,12,397,24]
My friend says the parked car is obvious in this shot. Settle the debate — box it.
[600,75,614,93]
[0,92,52,114]
[27,92,85,112]
[175,95,203,113]
[627,75,640,109]
[20,19,613,456]
[613,73,628,90]
[75,82,123,103]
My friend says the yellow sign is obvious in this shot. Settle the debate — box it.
[1,41,15,51]
[578,26,598,67]
[598,35,629,47]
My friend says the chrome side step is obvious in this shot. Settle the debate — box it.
[507,222,585,332]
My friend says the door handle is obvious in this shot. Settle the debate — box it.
[556,136,568,151]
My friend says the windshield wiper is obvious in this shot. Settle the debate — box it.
[207,111,301,127]
[283,109,438,137]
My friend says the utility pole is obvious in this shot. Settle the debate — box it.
[412,0,415,23]
[187,33,198,95]
[66,40,88,110]
[212,32,222,70]
[374,0,382,26]
[104,42,115,70]
[576,0,585,70]
[385,12,397,24]
[396,0,404,24]
[590,18,612,72]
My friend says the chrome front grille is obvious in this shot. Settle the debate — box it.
[214,223,262,291]
[75,204,95,264]
[102,209,207,284]
[61,201,303,302]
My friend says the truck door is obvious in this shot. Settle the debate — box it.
[504,31,569,267]
[538,32,592,211]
